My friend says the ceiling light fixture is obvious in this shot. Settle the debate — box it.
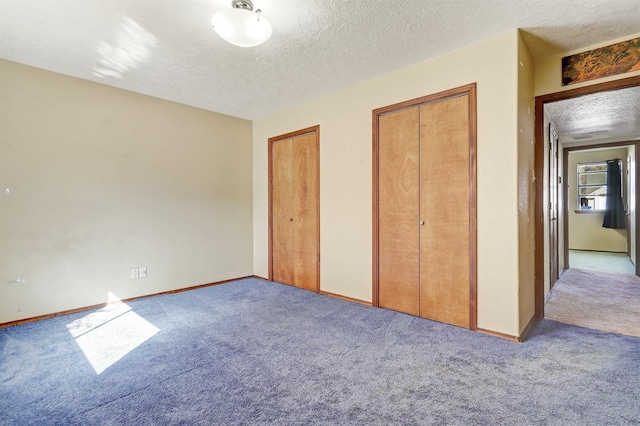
[211,0,272,48]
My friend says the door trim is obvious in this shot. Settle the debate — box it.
[563,141,639,269]
[268,125,320,292]
[534,75,640,319]
[372,83,477,330]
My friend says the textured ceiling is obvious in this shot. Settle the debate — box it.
[1,0,639,120]
[546,86,640,145]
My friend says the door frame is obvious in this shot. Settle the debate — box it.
[563,141,639,270]
[268,125,320,291]
[371,83,477,329]
[534,75,640,318]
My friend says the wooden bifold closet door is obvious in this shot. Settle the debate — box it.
[269,126,319,292]
[373,85,477,329]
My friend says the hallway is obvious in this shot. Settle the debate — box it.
[568,249,635,275]
[545,265,640,337]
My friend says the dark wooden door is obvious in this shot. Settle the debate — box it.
[549,123,559,287]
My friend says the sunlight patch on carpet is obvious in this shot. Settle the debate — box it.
[66,292,159,374]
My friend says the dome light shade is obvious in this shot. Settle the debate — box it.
[211,1,272,47]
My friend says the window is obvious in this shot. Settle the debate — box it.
[576,160,621,211]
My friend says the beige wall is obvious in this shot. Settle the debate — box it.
[0,60,254,323]
[253,30,523,336]
[3,28,637,336]
[517,33,536,333]
[535,32,640,97]
[568,148,629,253]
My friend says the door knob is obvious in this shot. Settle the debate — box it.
[419,220,425,225]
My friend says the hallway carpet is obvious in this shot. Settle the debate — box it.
[2,278,639,425]
[545,268,640,338]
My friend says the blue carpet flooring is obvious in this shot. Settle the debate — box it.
[1,278,639,425]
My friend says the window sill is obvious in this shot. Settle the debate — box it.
[574,209,605,214]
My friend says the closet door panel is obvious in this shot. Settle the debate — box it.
[419,95,470,327]
[421,229,470,325]
[378,107,420,316]
[272,138,295,285]
[293,133,319,291]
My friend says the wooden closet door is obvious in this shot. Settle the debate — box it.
[419,95,470,327]
[270,126,320,292]
[378,107,420,316]
[272,138,294,285]
[292,133,319,291]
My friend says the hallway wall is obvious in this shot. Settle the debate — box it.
[568,148,629,253]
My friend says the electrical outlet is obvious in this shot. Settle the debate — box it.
[139,267,147,278]
[131,268,139,279]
